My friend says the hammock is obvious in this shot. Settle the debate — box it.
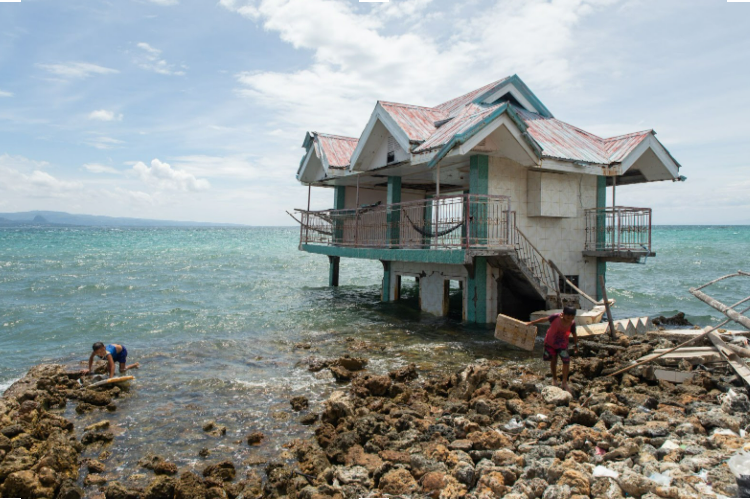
[286,211,333,236]
[317,201,383,225]
[404,212,464,238]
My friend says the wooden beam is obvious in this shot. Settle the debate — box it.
[707,331,750,385]
[600,275,616,341]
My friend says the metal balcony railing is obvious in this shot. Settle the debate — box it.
[584,207,652,253]
[296,194,512,250]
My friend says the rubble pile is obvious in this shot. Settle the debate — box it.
[2,332,749,499]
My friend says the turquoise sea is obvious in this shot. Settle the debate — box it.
[1,226,749,482]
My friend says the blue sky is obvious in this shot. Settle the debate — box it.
[1,0,748,225]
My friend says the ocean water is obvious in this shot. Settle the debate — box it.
[0,225,748,483]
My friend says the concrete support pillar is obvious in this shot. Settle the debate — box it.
[328,256,340,287]
[387,176,401,247]
[465,257,498,324]
[595,176,607,300]
[419,273,450,317]
[469,155,489,245]
[381,261,399,302]
[333,185,346,244]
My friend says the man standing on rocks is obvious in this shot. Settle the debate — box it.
[527,307,579,391]
[83,342,140,378]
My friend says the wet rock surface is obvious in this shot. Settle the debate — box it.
[3,333,749,499]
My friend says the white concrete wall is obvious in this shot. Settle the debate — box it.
[390,261,498,321]
[487,156,598,299]
[527,171,578,218]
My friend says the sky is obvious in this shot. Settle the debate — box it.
[0,0,749,225]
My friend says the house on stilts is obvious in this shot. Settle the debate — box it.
[291,75,684,324]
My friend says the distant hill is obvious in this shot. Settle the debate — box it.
[0,211,247,228]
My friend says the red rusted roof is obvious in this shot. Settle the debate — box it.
[302,76,666,171]
[414,103,501,153]
[603,130,653,162]
[434,77,511,117]
[516,108,652,164]
[379,101,448,142]
[314,132,359,168]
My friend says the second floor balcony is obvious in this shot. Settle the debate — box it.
[295,194,513,251]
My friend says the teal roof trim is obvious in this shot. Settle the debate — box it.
[474,74,553,119]
[426,103,543,169]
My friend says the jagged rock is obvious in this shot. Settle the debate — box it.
[389,363,418,382]
[571,407,598,427]
[84,420,110,432]
[175,471,207,499]
[202,461,235,481]
[246,431,264,445]
[80,389,112,406]
[57,479,84,499]
[335,356,367,371]
[153,460,178,476]
[144,475,177,499]
[378,468,418,495]
[81,429,114,445]
[329,365,354,381]
[334,465,371,487]
[290,396,309,411]
[104,481,141,499]
[86,458,106,473]
[542,386,572,406]
[1,470,56,499]
[422,471,446,498]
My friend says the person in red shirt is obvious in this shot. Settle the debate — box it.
[527,307,579,391]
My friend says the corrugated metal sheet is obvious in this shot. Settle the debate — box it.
[414,103,501,153]
[379,101,447,142]
[434,77,510,118]
[315,133,358,168]
[304,77,661,171]
[603,131,653,162]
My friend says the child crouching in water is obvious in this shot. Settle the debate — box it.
[83,342,140,378]
[527,307,579,391]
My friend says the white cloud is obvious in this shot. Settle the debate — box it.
[225,0,613,137]
[132,158,210,191]
[146,0,179,5]
[36,62,119,79]
[84,163,121,174]
[135,42,185,76]
[88,110,123,122]
[0,156,83,198]
[0,153,50,171]
[85,135,125,150]
[170,154,288,180]
[0,89,12,97]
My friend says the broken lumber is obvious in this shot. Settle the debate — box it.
[707,331,750,385]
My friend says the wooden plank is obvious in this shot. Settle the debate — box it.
[707,332,750,385]
[654,369,695,384]
[495,314,537,351]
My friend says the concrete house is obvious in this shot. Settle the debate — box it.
[292,75,683,324]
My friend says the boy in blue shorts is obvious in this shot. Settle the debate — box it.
[83,342,140,378]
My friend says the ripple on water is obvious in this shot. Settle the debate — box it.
[1,226,749,483]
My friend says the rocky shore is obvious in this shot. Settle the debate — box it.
[2,330,749,499]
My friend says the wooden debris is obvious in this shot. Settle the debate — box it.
[707,331,750,385]
[494,314,537,351]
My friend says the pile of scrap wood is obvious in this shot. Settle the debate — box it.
[610,271,750,385]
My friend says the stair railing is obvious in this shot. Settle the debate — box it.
[509,212,558,296]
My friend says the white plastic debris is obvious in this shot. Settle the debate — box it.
[504,417,524,433]
[536,413,548,421]
[593,466,619,479]
[649,472,672,487]
[728,450,750,478]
